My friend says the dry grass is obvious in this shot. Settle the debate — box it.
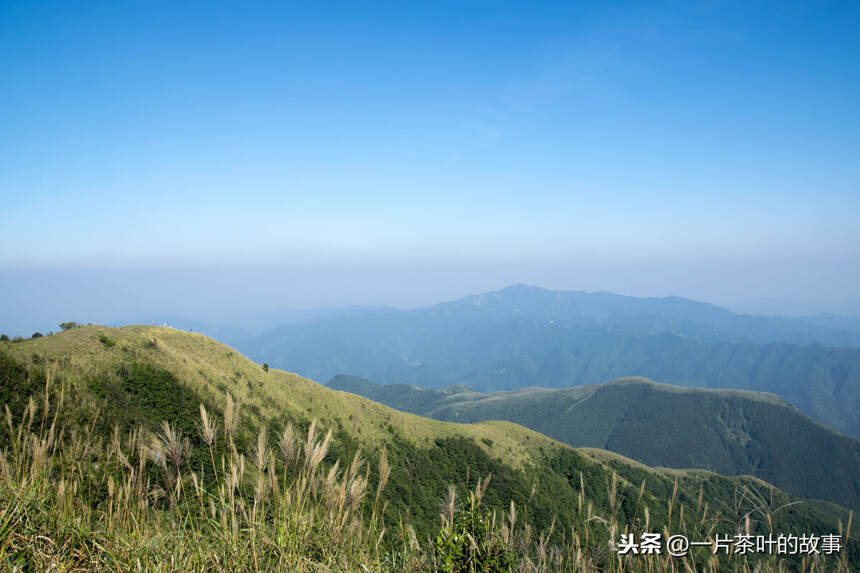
[0,374,391,571]
[0,373,853,572]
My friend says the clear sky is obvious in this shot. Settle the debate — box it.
[1,1,859,334]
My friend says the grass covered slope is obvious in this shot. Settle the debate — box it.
[328,375,860,510]
[0,325,555,468]
[1,326,857,570]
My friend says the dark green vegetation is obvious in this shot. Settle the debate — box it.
[329,375,860,510]
[244,285,860,438]
[1,326,857,570]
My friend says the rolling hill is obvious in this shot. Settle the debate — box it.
[243,285,860,438]
[1,325,857,569]
[328,375,860,510]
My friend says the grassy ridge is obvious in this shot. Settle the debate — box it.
[1,326,857,570]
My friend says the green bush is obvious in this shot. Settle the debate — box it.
[97,334,116,347]
[434,479,516,573]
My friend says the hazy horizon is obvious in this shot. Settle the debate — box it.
[2,2,859,335]
[3,270,860,337]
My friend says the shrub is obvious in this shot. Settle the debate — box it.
[32,332,43,339]
[262,363,269,372]
[434,478,517,573]
[98,334,116,347]
[59,321,82,331]
[0,334,8,341]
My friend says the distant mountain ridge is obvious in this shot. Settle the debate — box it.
[802,313,860,333]
[244,285,860,438]
[328,374,860,510]
[426,285,860,346]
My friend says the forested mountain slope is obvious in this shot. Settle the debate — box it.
[329,375,860,509]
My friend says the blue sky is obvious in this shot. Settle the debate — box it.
[1,1,859,332]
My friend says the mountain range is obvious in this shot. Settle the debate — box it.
[239,285,860,438]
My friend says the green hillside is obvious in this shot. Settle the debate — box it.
[328,375,860,510]
[1,326,856,571]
